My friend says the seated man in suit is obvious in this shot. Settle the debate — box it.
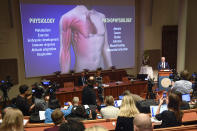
[157,57,170,70]
[78,70,88,86]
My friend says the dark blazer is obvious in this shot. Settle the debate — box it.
[82,85,96,105]
[115,116,134,131]
[78,76,87,86]
[157,62,170,70]
[15,95,31,116]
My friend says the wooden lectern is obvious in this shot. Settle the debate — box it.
[158,70,173,91]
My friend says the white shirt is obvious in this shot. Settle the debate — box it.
[100,106,119,119]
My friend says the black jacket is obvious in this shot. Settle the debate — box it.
[82,85,96,105]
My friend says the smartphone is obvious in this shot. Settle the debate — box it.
[163,92,166,98]
[64,102,69,106]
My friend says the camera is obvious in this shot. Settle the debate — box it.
[0,76,13,102]
[169,69,180,82]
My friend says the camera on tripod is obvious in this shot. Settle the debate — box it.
[0,76,13,102]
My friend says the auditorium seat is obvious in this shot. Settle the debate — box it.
[122,77,130,82]
[153,125,197,131]
[103,76,110,83]
[182,109,197,123]
[25,123,54,131]
[83,118,116,130]
[64,81,74,88]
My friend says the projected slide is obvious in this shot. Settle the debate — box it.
[20,4,135,77]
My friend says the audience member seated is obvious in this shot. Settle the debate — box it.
[44,109,66,131]
[45,99,73,123]
[155,93,183,128]
[59,119,85,131]
[100,96,119,119]
[15,85,35,116]
[123,90,144,103]
[85,126,108,131]
[0,108,24,131]
[73,97,79,107]
[68,105,92,120]
[115,95,139,131]
[171,70,193,94]
[78,70,88,86]
[1,107,12,119]
[30,85,48,123]
[174,91,190,110]
[133,113,153,131]
[82,76,97,105]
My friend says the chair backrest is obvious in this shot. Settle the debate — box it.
[25,123,54,131]
[103,76,110,83]
[64,82,74,88]
[122,77,130,82]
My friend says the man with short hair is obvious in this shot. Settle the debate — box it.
[15,85,35,116]
[78,70,88,86]
[44,109,65,131]
[82,76,96,105]
[133,113,153,131]
[171,70,193,94]
[59,119,85,131]
[73,97,79,106]
[157,57,170,70]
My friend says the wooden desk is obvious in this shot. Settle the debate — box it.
[182,109,197,123]
[25,123,54,131]
[84,121,116,131]
[154,125,197,131]
[42,69,127,87]
[56,81,148,105]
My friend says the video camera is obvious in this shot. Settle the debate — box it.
[169,69,180,82]
[0,76,13,102]
[32,80,60,99]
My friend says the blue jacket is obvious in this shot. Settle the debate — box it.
[157,62,170,70]
[45,105,73,123]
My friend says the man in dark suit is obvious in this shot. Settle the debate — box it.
[157,57,170,70]
[82,76,97,105]
[78,71,88,86]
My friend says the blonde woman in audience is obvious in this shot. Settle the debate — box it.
[85,125,108,131]
[100,96,119,119]
[0,108,24,131]
[115,95,139,131]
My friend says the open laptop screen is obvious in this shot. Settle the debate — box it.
[114,100,122,107]
[150,104,168,117]
[182,94,191,102]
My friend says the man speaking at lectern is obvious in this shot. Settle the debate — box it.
[157,57,170,70]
